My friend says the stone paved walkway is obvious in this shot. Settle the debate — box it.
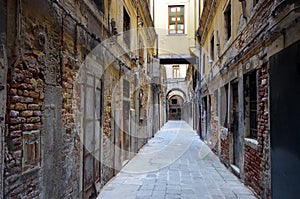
[97,121,257,199]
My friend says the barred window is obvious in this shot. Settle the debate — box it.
[244,71,258,139]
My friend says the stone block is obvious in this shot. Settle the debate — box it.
[29,91,40,98]
[14,103,27,111]
[20,110,34,117]
[27,117,41,123]
[28,104,40,110]
[10,117,26,124]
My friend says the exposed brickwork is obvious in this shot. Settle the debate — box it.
[210,95,219,154]
[102,65,121,186]
[244,145,262,194]
[61,56,81,197]
[62,61,78,127]
[220,138,230,167]
[5,55,44,198]
[4,1,80,197]
[257,64,270,198]
[104,94,112,138]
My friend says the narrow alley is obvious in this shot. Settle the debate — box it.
[98,121,257,199]
[1,0,300,198]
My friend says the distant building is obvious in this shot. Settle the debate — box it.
[152,0,200,125]
[197,0,300,198]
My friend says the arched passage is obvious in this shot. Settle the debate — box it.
[166,89,186,120]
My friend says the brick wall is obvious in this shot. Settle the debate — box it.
[244,145,262,195]
[210,95,219,154]
[257,64,270,198]
[220,138,230,167]
[61,52,81,197]
[5,54,43,198]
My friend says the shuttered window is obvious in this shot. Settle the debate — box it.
[22,130,40,172]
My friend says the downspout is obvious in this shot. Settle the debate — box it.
[156,33,158,58]
[198,45,202,140]
[153,0,155,26]
[197,0,203,140]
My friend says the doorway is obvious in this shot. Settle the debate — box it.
[168,95,183,120]
[270,40,300,199]
[230,82,241,170]
[81,71,102,199]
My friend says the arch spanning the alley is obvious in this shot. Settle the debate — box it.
[167,88,187,101]
[166,89,186,120]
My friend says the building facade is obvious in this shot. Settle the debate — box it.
[0,0,159,198]
[198,0,300,198]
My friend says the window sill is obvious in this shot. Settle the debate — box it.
[244,138,258,150]
[230,164,240,176]
[166,34,187,36]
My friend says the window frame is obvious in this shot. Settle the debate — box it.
[249,72,258,139]
[244,70,258,139]
[172,98,178,105]
[172,65,180,78]
[168,5,185,35]
[123,7,131,48]
[210,34,215,62]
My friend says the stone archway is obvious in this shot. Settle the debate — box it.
[166,89,186,121]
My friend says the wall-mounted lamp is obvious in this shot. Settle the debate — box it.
[138,21,144,26]
[209,59,214,66]
[111,18,118,35]
[137,16,144,27]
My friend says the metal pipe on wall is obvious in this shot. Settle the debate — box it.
[198,0,203,140]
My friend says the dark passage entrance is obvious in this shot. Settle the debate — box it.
[270,40,300,199]
[168,95,183,120]
[230,82,241,170]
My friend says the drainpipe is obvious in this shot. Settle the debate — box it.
[198,44,202,140]
[153,0,155,25]
[197,0,203,140]
[156,33,158,58]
